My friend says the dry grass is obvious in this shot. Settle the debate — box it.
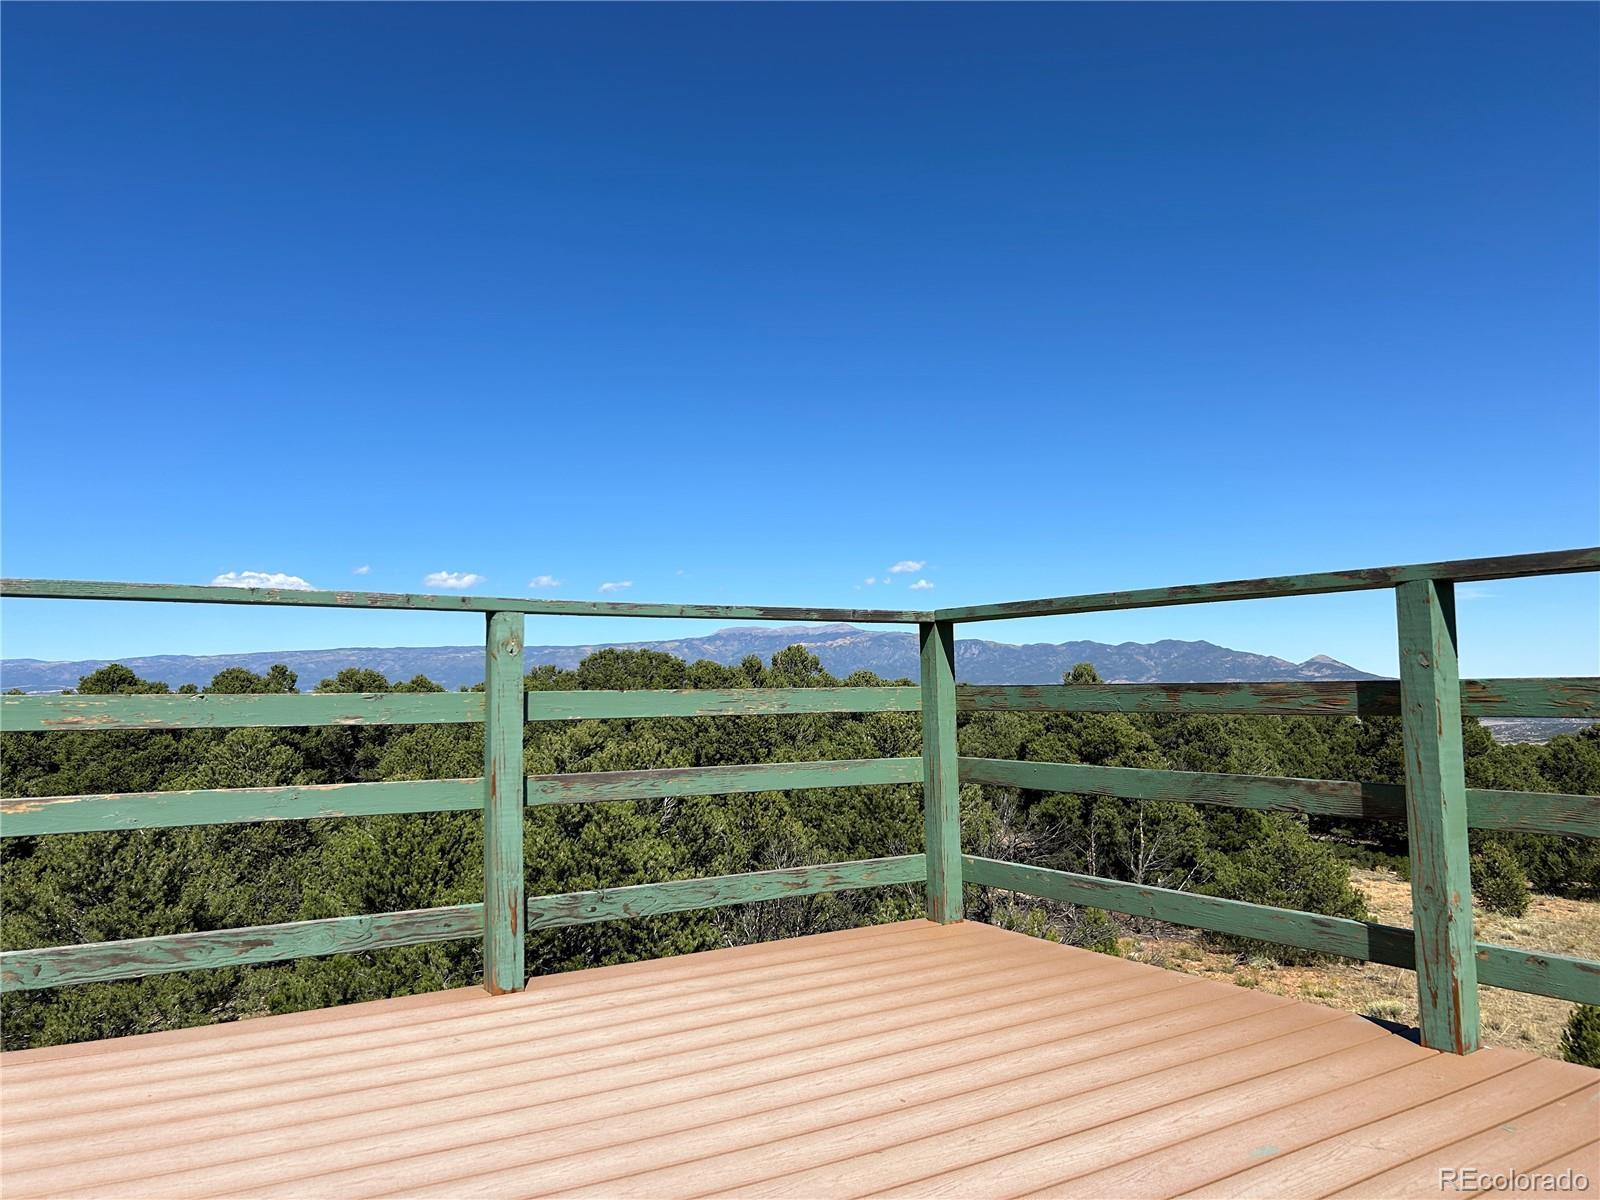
[1119,868,1598,1060]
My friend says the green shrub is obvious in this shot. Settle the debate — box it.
[1073,907,1123,956]
[1561,1005,1600,1067]
[1472,842,1531,917]
[1202,816,1367,965]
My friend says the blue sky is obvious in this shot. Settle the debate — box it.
[3,3,1596,677]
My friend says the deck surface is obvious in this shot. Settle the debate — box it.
[2,919,1595,1198]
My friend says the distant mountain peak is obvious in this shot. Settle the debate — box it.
[0,623,1382,693]
[710,622,860,636]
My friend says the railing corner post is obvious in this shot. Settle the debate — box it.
[919,619,963,923]
[483,610,526,994]
[1395,578,1479,1052]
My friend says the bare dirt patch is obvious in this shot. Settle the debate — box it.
[1118,868,1598,1060]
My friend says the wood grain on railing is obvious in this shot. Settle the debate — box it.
[1,691,483,730]
[1396,579,1479,1053]
[955,678,1600,719]
[525,855,927,928]
[920,621,962,924]
[526,686,921,721]
[0,778,483,836]
[0,905,485,991]
[962,856,1600,1005]
[526,758,922,806]
[957,757,1599,839]
[482,612,525,994]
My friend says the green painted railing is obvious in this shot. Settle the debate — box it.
[1,546,1596,1056]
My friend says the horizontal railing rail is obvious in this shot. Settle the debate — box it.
[0,690,486,730]
[0,759,925,837]
[962,857,1600,1005]
[0,855,930,991]
[0,578,934,624]
[958,758,1599,839]
[3,754,1583,841]
[956,678,1600,718]
[11,675,1594,732]
[933,547,1600,623]
[0,905,487,991]
[526,686,922,720]
[2,547,1596,1055]
[524,758,922,806]
[525,855,927,930]
[0,777,486,835]
[0,675,933,992]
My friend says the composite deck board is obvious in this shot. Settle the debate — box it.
[8,953,1159,1185]
[1044,1051,1550,1198]
[1318,1087,1600,1199]
[8,930,1014,1099]
[1500,1145,1600,1198]
[1,919,933,1081]
[1,921,1594,1199]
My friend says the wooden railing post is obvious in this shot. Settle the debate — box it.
[920,620,963,923]
[1395,579,1479,1052]
[482,611,526,994]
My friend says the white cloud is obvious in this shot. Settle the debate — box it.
[909,579,935,590]
[352,564,371,575]
[527,575,562,589]
[598,580,633,593]
[211,571,314,591]
[864,576,878,585]
[1458,586,1494,601]
[423,571,486,589]
[888,560,925,574]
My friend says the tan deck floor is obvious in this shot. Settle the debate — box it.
[2,919,1595,1199]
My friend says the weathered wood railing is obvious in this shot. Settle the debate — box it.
[1,547,1596,1055]
[941,548,1600,1055]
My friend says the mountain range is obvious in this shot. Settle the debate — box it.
[0,623,1382,693]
